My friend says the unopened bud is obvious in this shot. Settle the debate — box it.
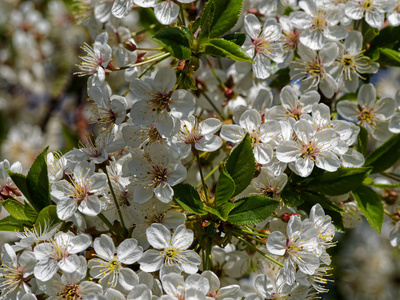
[123,38,137,51]
[383,189,398,205]
[281,213,299,223]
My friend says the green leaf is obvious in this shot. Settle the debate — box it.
[24,203,38,223]
[352,185,384,233]
[6,171,32,203]
[378,48,400,67]
[27,147,51,212]
[300,191,344,213]
[356,125,369,157]
[205,39,253,62]
[200,0,243,38]
[222,32,246,46]
[308,167,372,196]
[173,184,207,215]
[153,27,191,60]
[280,187,304,207]
[204,202,237,221]
[0,216,26,231]
[1,200,31,222]
[215,165,236,207]
[199,0,215,39]
[35,205,60,229]
[227,195,279,225]
[269,68,291,89]
[225,134,256,197]
[363,133,400,173]
[367,25,400,53]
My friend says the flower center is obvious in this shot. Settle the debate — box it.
[253,37,273,54]
[152,166,168,185]
[357,108,375,125]
[342,56,354,67]
[107,258,121,273]
[286,107,302,120]
[163,246,180,266]
[301,143,319,159]
[312,16,327,31]
[152,92,172,113]
[60,284,81,300]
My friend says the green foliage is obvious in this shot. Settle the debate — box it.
[214,165,236,207]
[173,184,207,215]
[7,147,51,213]
[366,26,400,66]
[153,27,191,60]
[221,33,247,46]
[281,187,304,207]
[363,133,400,173]
[300,190,344,213]
[204,39,253,62]
[308,167,372,196]
[357,125,369,158]
[227,195,279,225]
[1,199,34,223]
[352,185,384,233]
[0,216,27,231]
[27,147,52,211]
[199,0,243,39]
[225,134,256,197]
[35,205,60,230]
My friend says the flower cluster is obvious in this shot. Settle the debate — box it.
[1,0,400,299]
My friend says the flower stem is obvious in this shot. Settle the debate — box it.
[136,47,163,51]
[198,89,224,119]
[132,24,157,37]
[205,56,227,89]
[196,154,211,205]
[236,235,283,267]
[179,3,186,26]
[98,213,122,238]
[196,160,224,189]
[102,166,127,236]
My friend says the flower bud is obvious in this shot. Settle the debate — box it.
[123,38,137,51]
[281,213,299,223]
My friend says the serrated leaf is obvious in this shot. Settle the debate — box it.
[205,39,253,62]
[352,185,384,233]
[200,0,243,38]
[0,216,27,231]
[281,187,304,207]
[173,184,207,215]
[363,133,400,173]
[153,27,191,60]
[357,125,369,157]
[300,191,344,213]
[199,1,215,39]
[222,32,246,46]
[215,165,236,207]
[225,134,256,197]
[35,205,60,230]
[1,199,31,222]
[27,147,51,211]
[308,167,372,196]
[227,195,279,225]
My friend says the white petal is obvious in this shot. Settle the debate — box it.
[266,231,287,256]
[154,1,179,25]
[154,67,176,93]
[146,223,171,249]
